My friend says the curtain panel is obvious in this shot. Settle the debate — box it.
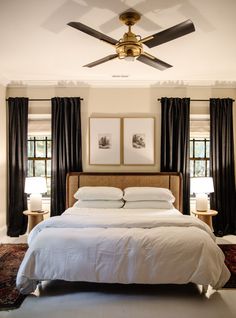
[210,98,236,235]
[7,97,28,236]
[160,97,190,214]
[51,97,82,216]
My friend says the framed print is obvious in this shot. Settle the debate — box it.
[89,118,121,165]
[123,118,155,165]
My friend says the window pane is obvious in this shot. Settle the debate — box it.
[194,141,205,158]
[47,159,51,176]
[206,160,210,176]
[27,135,52,196]
[27,160,34,176]
[46,178,51,195]
[47,141,51,158]
[28,141,34,157]
[195,160,206,177]
[190,138,210,178]
[190,141,193,157]
[190,160,194,177]
[35,160,46,177]
[36,141,46,157]
[206,141,210,157]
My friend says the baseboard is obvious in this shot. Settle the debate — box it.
[0,225,7,238]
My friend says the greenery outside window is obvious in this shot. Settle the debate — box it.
[27,136,51,196]
[190,138,210,177]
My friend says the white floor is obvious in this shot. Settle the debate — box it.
[0,235,236,318]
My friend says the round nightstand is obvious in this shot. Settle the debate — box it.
[191,210,218,231]
[23,210,49,232]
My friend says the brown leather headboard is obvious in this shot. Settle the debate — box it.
[66,172,183,212]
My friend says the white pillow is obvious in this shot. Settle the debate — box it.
[123,187,175,202]
[123,200,174,209]
[74,186,123,201]
[73,200,124,209]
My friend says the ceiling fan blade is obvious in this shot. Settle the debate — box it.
[68,22,118,45]
[83,54,118,68]
[137,53,172,70]
[142,19,195,48]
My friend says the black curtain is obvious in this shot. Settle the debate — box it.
[210,98,236,236]
[51,97,82,216]
[7,97,28,237]
[160,97,190,214]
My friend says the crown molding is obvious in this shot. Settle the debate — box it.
[6,79,236,88]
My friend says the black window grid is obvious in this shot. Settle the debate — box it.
[27,136,51,196]
[190,138,210,177]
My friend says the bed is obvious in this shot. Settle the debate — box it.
[16,172,230,294]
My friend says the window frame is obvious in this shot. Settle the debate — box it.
[27,135,51,197]
[190,137,210,178]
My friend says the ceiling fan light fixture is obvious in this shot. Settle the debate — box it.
[124,55,135,62]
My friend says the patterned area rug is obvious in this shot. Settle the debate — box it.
[218,244,236,288]
[0,243,28,310]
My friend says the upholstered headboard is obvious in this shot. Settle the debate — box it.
[66,172,183,212]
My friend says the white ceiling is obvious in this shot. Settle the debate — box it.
[1,0,236,86]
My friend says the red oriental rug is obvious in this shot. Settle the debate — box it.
[218,244,236,288]
[0,243,28,310]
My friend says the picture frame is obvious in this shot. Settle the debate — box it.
[89,118,121,165]
[123,117,155,165]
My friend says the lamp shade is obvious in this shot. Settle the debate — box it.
[191,177,214,211]
[25,177,47,194]
[190,177,214,194]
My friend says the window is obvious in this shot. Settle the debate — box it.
[27,136,51,196]
[190,138,210,177]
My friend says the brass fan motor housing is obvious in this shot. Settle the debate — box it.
[116,31,143,59]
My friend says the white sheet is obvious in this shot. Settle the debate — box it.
[16,207,230,294]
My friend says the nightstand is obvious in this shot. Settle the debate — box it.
[191,210,218,231]
[23,210,49,232]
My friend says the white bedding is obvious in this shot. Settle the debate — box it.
[16,207,230,294]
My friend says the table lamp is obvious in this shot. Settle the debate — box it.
[190,177,214,211]
[25,177,47,211]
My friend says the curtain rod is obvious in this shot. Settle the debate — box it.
[157,98,235,102]
[6,98,84,101]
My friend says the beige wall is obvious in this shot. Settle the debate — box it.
[6,85,236,174]
[1,84,235,229]
[0,84,6,229]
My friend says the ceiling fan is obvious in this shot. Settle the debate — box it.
[68,11,195,70]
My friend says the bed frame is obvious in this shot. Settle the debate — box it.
[66,172,183,212]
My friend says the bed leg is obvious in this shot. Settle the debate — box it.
[202,285,208,294]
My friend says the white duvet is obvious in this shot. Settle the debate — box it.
[16,208,230,294]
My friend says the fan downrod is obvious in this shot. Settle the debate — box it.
[119,11,141,26]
